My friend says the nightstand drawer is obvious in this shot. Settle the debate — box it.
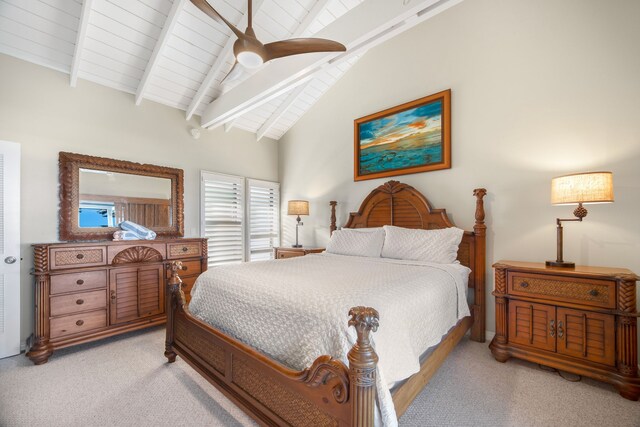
[277,250,303,259]
[508,272,615,309]
[274,247,324,259]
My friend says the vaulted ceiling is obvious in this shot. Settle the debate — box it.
[0,0,462,140]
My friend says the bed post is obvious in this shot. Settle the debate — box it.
[165,261,186,363]
[471,188,487,343]
[347,306,379,427]
[330,201,337,235]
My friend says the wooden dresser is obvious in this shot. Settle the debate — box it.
[490,261,639,400]
[274,247,324,259]
[26,238,207,365]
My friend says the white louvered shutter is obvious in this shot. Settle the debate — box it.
[201,172,245,267]
[247,179,280,261]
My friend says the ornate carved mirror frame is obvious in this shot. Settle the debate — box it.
[59,152,184,241]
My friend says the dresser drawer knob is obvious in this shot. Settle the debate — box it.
[76,279,84,285]
[76,299,84,305]
[76,320,84,326]
[182,246,188,252]
[520,281,529,288]
[76,254,85,260]
[589,289,599,297]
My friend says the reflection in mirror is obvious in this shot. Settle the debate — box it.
[78,169,172,229]
[59,152,184,241]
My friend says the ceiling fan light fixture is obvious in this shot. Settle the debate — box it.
[237,51,264,68]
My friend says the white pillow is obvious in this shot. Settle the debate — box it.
[381,225,464,264]
[325,228,385,258]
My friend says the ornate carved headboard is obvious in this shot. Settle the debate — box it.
[329,180,487,342]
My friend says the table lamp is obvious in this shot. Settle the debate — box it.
[287,200,309,248]
[546,171,614,268]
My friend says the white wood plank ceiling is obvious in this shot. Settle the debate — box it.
[0,0,463,141]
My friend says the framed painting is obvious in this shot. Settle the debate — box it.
[354,89,451,181]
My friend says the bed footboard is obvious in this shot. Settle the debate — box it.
[165,262,380,427]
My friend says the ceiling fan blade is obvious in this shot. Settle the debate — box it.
[190,0,246,40]
[263,38,346,61]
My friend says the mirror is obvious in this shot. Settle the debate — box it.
[59,152,184,241]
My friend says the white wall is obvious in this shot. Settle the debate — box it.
[0,54,279,343]
[279,0,640,342]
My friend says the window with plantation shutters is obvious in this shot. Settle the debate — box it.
[200,172,280,267]
[247,179,280,261]
[201,172,245,267]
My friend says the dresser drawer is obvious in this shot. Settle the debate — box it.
[167,242,202,259]
[50,246,107,270]
[166,260,202,278]
[181,276,198,304]
[50,309,107,339]
[508,272,615,309]
[50,289,107,317]
[50,270,107,295]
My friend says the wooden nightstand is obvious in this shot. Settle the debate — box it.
[274,247,324,259]
[490,261,640,400]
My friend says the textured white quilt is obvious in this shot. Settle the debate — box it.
[188,253,470,426]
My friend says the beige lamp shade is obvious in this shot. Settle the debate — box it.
[551,171,614,205]
[287,200,309,215]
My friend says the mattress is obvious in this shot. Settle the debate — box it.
[188,253,471,426]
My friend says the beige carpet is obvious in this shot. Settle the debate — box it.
[0,327,638,427]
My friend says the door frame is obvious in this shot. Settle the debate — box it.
[0,140,21,359]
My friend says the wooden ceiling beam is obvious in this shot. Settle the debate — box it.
[200,0,464,130]
[135,0,188,106]
[256,84,306,141]
[69,0,94,87]
[292,0,331,38]
[252,0,330,139]
[186,0,266,120]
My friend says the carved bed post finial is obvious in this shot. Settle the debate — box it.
[330,201,337,235]
[165,261,187,363]
[471,188,487,343]
[473,188,487,231]
[347,306,379,427]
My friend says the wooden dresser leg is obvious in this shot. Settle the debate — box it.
[29,248,53,365]
[26,337,53,365]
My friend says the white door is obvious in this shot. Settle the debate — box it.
[0,141,20,359]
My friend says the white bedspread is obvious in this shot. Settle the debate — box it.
[188,253,470,426]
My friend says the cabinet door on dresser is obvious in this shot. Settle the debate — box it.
[508,301,556,352]
[556,307,615,366]
[109,264,164,325]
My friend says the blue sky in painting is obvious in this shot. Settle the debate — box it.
[359,100,442,147]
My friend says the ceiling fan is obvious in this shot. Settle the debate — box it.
[191,0,346,82]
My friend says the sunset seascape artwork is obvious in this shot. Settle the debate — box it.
[358,99,443,176]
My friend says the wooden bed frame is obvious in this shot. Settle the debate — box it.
[165,180,487,426]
